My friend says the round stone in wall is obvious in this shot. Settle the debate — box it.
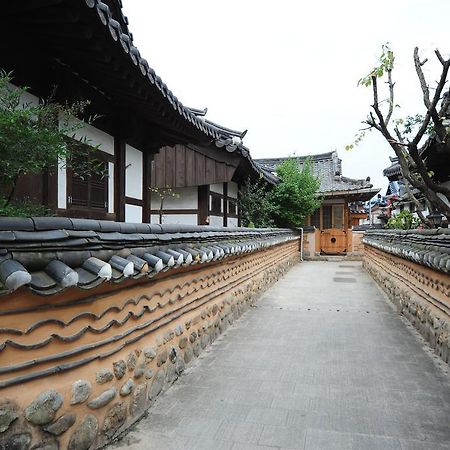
[43,413,76,436]
[0,403,18,433]
[131,384,147,416]
[157,349,168,367]
[68,414,98,450]
[126,353,137,371]
[113,360,127,380]
[178,336,188,349]
[175,358,186,375]
[3,433,31,450]
[148,370,165,401]
[133,362,145,379]
[102,402,127,438]
[193,341,201,357]
[87,388,117,409]
[96,368,114,385]
[25,390,63,426]
[71,380,92,405]
[29,436,58,450]
[169,347,177,363]
[184,347,193,364]
[166,364,177,384]
[200,333,210,349]
[120,379,134,397]
[143,346,157,362]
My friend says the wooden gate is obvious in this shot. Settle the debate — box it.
[320,228,347,254]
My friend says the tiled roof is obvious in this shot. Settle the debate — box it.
[255,151,375,194]
[83,0,221,141]
[383,157,401,179]
[363,228,450,274]
[82,0,271,181]
[0,217,297,296]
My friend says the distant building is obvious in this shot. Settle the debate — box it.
[256,151,380,254]
[383,139,450,225]
[383,157,430,221]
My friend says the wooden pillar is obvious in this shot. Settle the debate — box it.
[198,185,209,225]
[223,182,228,227]
[114,138,126,222]
[142,152,150,223]
[44,168,58,214]
[237,184,241,227]
[344,196,351,252]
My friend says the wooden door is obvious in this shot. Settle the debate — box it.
[320,229,347,254]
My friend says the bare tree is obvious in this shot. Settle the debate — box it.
[353,45,450,223]
[149,187,180,224]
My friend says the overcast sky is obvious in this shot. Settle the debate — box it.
[123,0,450,193]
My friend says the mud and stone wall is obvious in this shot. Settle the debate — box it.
[0,238,299,450]
[351,231,364,255]
[363,229,450,365]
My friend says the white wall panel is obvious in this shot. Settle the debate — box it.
[210,183,223,194]
[125,204,142,223]
[61,117,114,155]
[227,217,239,227]
[210,215,223,227]
[108,162,114,214]
[228,182,238,199]
[8,82,40,107]
[57,158,66,209]
[151,187,198,209]
[151,214,198,225]
[125,144,143,200]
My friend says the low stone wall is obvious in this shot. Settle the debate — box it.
[363,229,450,364]
[351,230,364,255]
[0,219,299,449]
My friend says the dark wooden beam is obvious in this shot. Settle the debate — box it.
[114,138,125,222]
[223,182,228,227]
[198,185,209,225]
[142,151,150,223]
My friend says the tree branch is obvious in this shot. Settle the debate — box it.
[385,70,395,125]
[394,126,404,143]
[435,49,445,65]
[403,181,430,227]
[409,143,450,198]
[412,47,450,145]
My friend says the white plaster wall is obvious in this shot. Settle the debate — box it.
[61,116,114,155]
[228,182,238,199]
[227,217,239,227]
[210,215,224,227]
[150,187,198,209]
[125,204,142,223]
[8,82,40,107]
[57,158,66,209]
[210,183,223,194]
[108,162,115,214]
[151,214,198,225]
[125,144,143,200]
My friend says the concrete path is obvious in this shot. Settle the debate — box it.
[112,261,450,450]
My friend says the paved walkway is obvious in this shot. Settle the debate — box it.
[112,261,450,450]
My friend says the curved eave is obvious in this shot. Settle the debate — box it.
[319,187,381,202]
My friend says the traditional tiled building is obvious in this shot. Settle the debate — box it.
[2,0,274,226]
[256,151,380,254]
